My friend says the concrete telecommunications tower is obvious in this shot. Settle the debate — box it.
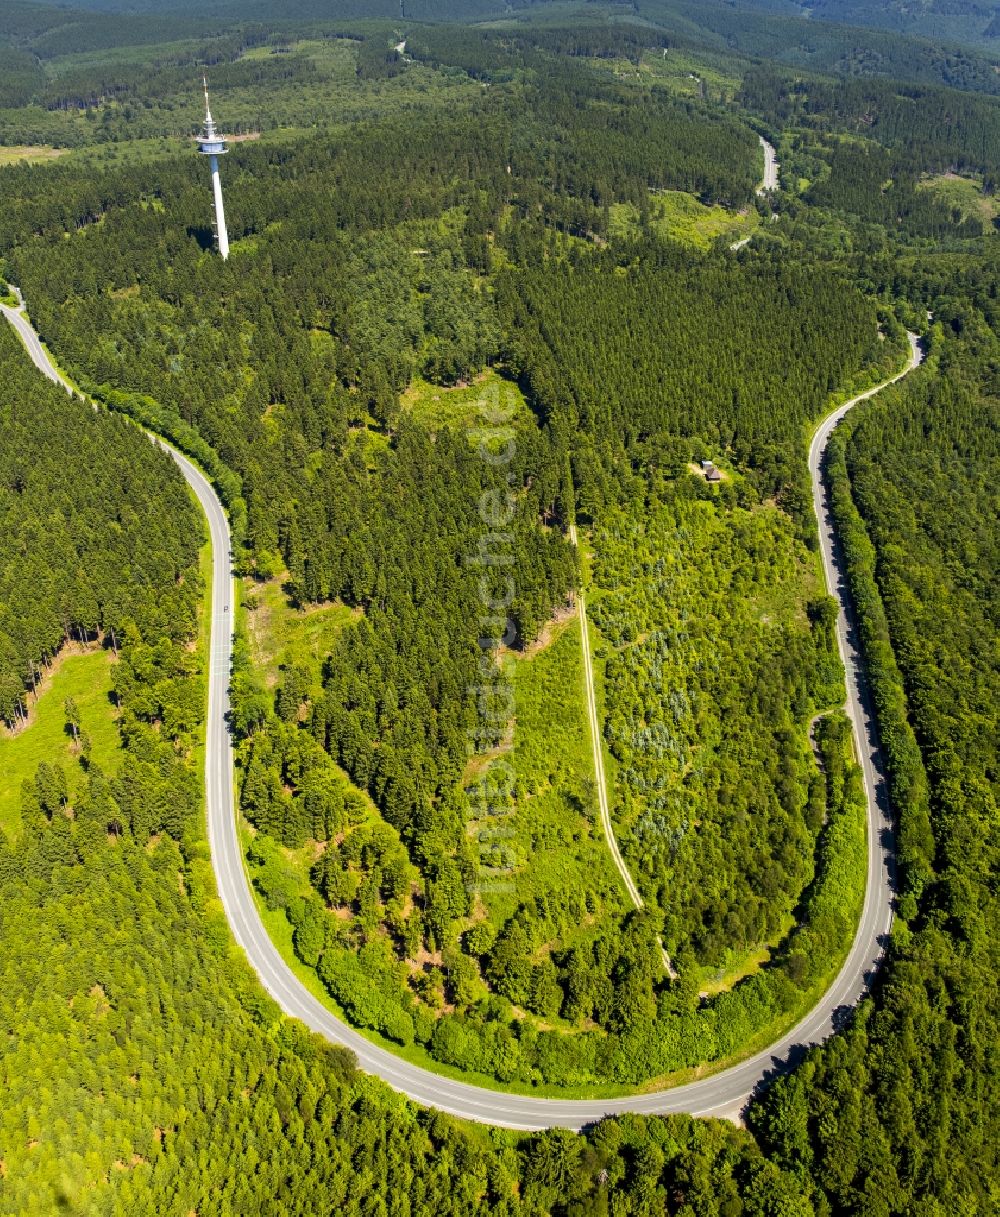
[197,77,230,259]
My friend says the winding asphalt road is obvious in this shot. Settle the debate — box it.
[1,290,73,393]
[732,136,779,250]
[4,290,921,1129]
[758,136,779,195]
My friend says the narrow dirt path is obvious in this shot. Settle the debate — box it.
[569,523,675,976]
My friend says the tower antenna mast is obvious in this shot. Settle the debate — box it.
[196,76,230,259]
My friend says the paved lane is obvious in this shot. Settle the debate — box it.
[1,294,73,392]
[758,136,779,194]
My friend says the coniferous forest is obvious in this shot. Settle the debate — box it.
[0,0,997,1212]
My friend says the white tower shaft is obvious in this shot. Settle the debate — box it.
[210,155,230,260]
[198,78,230,260]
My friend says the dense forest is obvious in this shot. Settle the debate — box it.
[0,326,205,847]
[590,494,840,966]
[0,34,901,1083]
[0,0,997,1211]
[752,264,999,1213]
[642,0,1000,94]
[5,0,1000,147]
[737,0,1000,52]
[0,322,811,1216]
[741,64,1000,175]
[0,327,201,727]
[501,252,904,525]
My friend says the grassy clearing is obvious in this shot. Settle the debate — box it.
[392,204,470,253]
[751,535,824,629]
[400,369,534,433]
[918,172,1000,224]
[243,574,356,692]
[0,146,69,167]
[603,47,744,99]
[470,615,628,937]
[609,192,759,251]
[0,649,118,838]
[695,913,795,997]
